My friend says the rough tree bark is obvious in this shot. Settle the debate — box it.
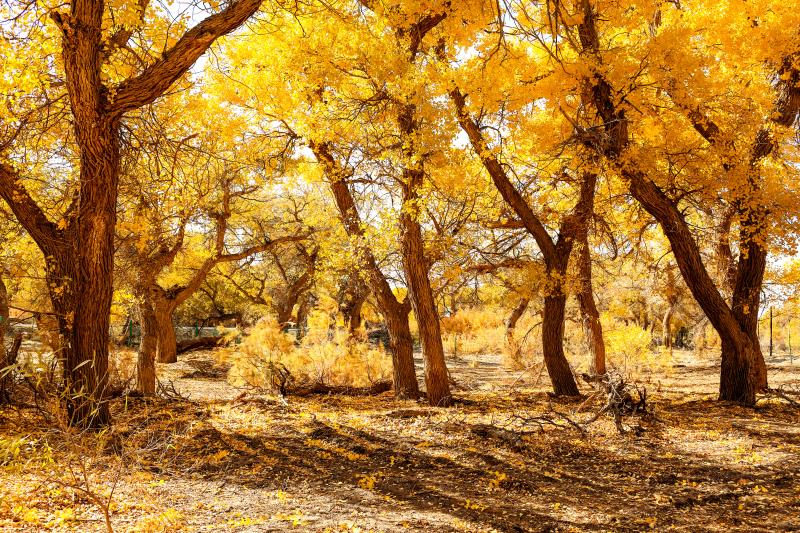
[453,90,601,396]
[574,0,798,405]
[311,141,420,399]
[338,276,368,337]
[399,166,452,406]
[0,0,264,427]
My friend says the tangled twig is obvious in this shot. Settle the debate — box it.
[581,371,651,434]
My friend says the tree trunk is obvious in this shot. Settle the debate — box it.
[719,333,759,403]
[576,239,606,375]
[276,301,295,327]
[295,294,312,340]
[137,288,178,397]
[505,298,529,364]
[399,171,451,407]
[542,294,580,396]
[662,306,674,349]
[154,300,178,364]
[0,273,11,403]
[384,302,420,399]
[346,297,365,336]
[60,119,118,427]
[730,237,768,391]
[137,301,158,395]
[628,174,757,405]
[339,278,367,338]
[312,141,420,399]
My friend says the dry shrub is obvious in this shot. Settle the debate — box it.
[441,307,508,358]
[222,313,391,391]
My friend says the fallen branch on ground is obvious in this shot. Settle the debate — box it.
[176,336,227,355]
[761,385,800,407]
[581,371,651,434]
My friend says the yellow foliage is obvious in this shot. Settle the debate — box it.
[223,316,392,390]
[132,508,186,532]
[602,315,671,375]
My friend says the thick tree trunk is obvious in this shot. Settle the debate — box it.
[542,294,580,396]
[574,0,790,405]
[719,334,760,403]
[629,174,756,405]
[137,289,178,394]
[399,169,451,407]
[384,303,419,399]
[61,120,119,427]
[576,239,606,375]
[154,301,178,364]
[730,237,768,391]
[0,0,264,429]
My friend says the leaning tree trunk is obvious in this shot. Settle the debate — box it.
[400,176,451,407]
[542,293,580,396]
[452,90,586,397]
[628,173,757,405]
[576,235,606,375]
[314,140,420,399]
[505,298,529,365]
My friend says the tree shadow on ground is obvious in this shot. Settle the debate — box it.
[118,392,800,532]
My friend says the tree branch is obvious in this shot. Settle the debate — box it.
[0,163,60,254]
[110,0,262,117]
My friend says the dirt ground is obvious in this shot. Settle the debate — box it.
[1,350,799,532]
